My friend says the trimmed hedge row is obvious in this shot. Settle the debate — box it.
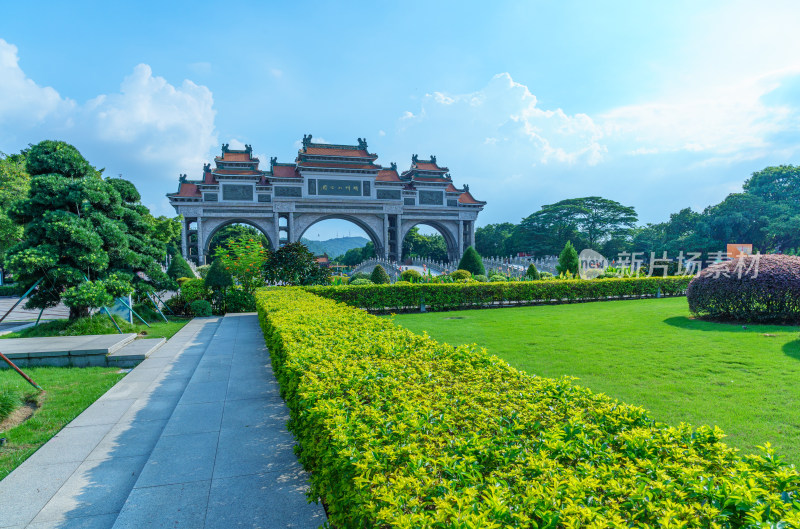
[305,276,692,312]
[256,288,800,528]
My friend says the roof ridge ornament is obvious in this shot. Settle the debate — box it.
[221,143,229,154]
[270,156,277,166]
[245,144,252,155]
[302,134,312,149]
[430,155,436,164]
[179,174,188,183]
[390,162,397,171]
[411,154,418,164]
[357,137,368,150]
[203,163,210,172]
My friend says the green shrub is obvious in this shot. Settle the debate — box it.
[370,265,391,285]
[189,299,212,317]
[526,263,541,279]
[196,264,211,279]
[305,276,692,313]
[393,280,412,286]
[224,289,256,313]
[349,278,374,286]
[0,284,19,296]
[165,295,189,315]
[457,246,485,276]
[348,272,371,284]
[473,274,488,282]
[256,288,800,527]
[540,271,554,279]
[450,269,472,281]
[489,275,506,282]
[557,241,580,276]
[400,269,422,283]
[132,302,162,323]
[179,278,208,305]
[167,253,195,280]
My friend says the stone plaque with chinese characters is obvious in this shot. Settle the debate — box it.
[222,185,253,201]
[418,190,443,205]
[317,179,362,196]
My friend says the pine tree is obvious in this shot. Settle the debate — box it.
[556,241,580,276]
[205,258,232,290]
[370,264,391,284]
[457,246,485,276]
[167,252,196,280]
[526,263,541,280]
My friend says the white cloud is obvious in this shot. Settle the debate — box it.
[270,68,283,78]
[378,130,386,136]
[0,39,217,215]
[401,72,606,166]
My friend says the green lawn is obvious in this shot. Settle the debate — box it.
[1,315,190,340]
[393,297,800,463]
[0,367,126,480]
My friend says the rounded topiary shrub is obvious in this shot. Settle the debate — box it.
[190,299,213,317]
[350,278,374,286]
[450,269,472,281]
[489,275,507,282]
[370,265,391,285]
[687,254,800,323]
[348,272,371,284]
[473,274,488,282]
[400,269,422,283]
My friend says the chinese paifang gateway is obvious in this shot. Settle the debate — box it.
[167,135,485,264]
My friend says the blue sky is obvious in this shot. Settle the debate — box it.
[2,1,800,240]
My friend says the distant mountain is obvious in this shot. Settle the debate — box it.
[300,236,370,258]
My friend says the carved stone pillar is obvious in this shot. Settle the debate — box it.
[196,217,205,265]
[181,217,188,260]
[457,220,464,261]
[383,214,390,260]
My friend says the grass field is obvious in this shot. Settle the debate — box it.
[393,297,800,463]
[1,315,190,340]
[0,367,125,480]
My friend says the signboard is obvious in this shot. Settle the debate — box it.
[222,184,253,201]
[579,249,608,279]
[727,244,752,258]
[318,179,361,196]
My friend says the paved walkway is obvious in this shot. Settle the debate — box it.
[0,314,326,529]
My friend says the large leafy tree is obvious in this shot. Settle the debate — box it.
[516,202,585,257]
[6,140,172,319]
[334,241,376,266]
[475,223,516,257]
[263,242,330,286]
[212,233,268,293]
[0,150,30,281]
[208,223,270,260]
[401,226,448,261]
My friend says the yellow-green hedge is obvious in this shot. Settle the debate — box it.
[256,288,800,528]
[305,276,691,313]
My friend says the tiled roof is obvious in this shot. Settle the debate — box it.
[411,176,451,182]
[204,171,217,184]
[445,183,459,192]
[415,162,444,171]
[212,169,262,176]
[218,152,251,162]
[175,183,201,197]
[376,169,402,182]
[298,161,378,170]
[304,147,374,158]
[272,165,300,178]
[458,191,483,205]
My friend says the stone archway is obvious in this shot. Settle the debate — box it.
[399,220,462,263]
[293,213,386,257]
[202,218,277,258]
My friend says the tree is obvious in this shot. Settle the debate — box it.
[401,226,448,261]
[205,257,233,313]
[264,242,330,286]
[556,241,579,276]
[334,241,375,266]
[517,202,585,257]
[475,223,516,256]
[526,263,541,280]
[370,264,391,284]
[6,141,172,319]
[0,150,30,282]
[212,233,268,293]
[457,246,485,276]
[208,223,270,260]
[167,253,195,280]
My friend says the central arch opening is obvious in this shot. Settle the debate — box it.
[298,217,378,271]
[401,223,451,263]
[206,221,271,262]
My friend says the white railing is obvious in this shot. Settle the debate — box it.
[351,254,560,279]
[350,258,404,279]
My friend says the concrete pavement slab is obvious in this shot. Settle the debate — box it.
[0,461,82,528]
[161,401,224,437]
[25,513,118,529]
[134,431,218,488]
[111,481,211,529]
